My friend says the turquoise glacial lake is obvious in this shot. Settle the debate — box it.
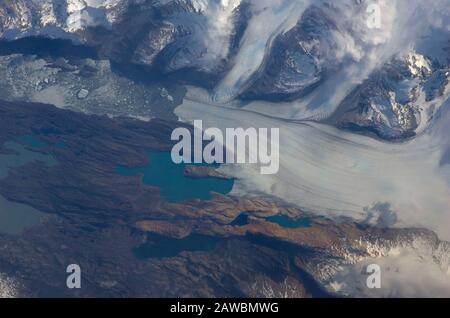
[117,151,234,203]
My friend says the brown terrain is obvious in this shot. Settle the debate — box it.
[0,100,440,297]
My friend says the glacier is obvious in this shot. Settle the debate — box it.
[1,0,450,297]
[176,86,450,240]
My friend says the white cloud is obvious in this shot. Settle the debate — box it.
[326,237,450,298]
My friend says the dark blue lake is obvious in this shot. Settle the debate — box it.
[229,213,312,229]
[265,215,312,228]
[134,233,219,259]
[117,151,234,203]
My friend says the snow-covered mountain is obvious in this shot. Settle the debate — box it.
[319,228,450,297]
[1,0,450,299]
[0,0,246,81]
[331,52,450,139]
[0,0,449,138]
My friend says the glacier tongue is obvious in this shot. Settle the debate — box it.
[213,0,311,103]
[176,86,450,241]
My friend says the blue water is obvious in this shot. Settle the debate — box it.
[54,141,67,149]
[229,212,312,228]
[0,195,45,235]
[134,233,219,259]
[265,215,312,228]
[0,37,98,59]
[0,135,56,234]
[0,141,56,179]
[19,134,66,149]
[117,151,234,202]
[19,135,48,148]
[230,213,249,226]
